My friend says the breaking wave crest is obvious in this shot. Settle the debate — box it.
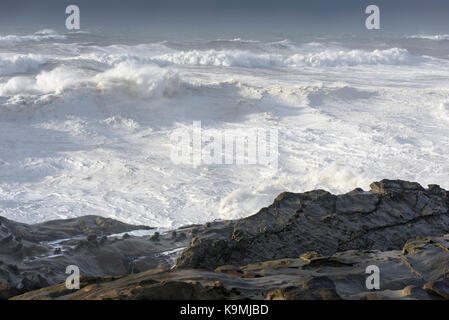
[408,34,449,41]
[95,61,184,98]
[1,31,449,229]
[152,48,418,68]
[0,66,88,96]
[0,53,49,76]
[0,30,66,46]
[0,61,187,100]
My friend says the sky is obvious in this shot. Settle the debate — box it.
[0,0,449,37]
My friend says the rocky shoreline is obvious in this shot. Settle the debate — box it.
[2,179,449,300]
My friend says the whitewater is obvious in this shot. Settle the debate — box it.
[1,29,449,229]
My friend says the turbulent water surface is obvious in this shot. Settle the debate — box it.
[1,29,449,228]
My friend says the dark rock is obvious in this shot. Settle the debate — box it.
[169,230,177,240]
[132,257,171,273]
[150,232,160,241]
[0,215,161,299]
[87,234,98,242]
[19,275,49,293]
[0,215,152,243]
[176,232,187,241]
[176,179,449,270]
[300,257,354,269]
[10,234,449,300]
[121,280,230,300]
[0,235,13,244]
[3,180,449,300]
[7,265,19,274]
[424,280,449,299]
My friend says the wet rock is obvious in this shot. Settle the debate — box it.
[132,257,171,273]
[176,179,449,270]
[3,180,449,300]
[169,231,177,240]
[119,280,230,300]
[99,236,108,245]
[0,215,162,299]
[150,232,160,241]
[0,235,13,245]
[87,234,98,242]
[0,215,153,243]
[424,280,449,299]
[7,265,19,275]
[10,234,449,300]
[19,275,49,293]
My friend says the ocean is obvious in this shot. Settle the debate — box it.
[1,28,449,230]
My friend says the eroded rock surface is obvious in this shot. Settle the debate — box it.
[11,234,449,300]
[175,180,449,270]
[3,180,449,300]
[0,215,194,299]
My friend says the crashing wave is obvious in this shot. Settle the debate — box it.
[95,61,184,98]
[0,66,89,96]
[0,53,49,76]
[0,60,187,102]
[152,48,418,68]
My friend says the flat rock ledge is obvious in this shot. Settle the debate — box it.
[3,179,449,300]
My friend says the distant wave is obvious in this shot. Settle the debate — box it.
[408,34,449,41]
[0,30,66,46]
[152,48,418,68]
[215,38,260,43]
[34,29,58,35]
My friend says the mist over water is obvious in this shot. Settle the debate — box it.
[1,1,449,229]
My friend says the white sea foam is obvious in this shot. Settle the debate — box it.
[408,34,449,41]
[95,61,184,98]
[0,31,66,45]
[433,102,449,122]
[152,48,417,68]
[34,29,58,35]
[1,32,449,230]
[0,66,89,96]
[0,53,48,76]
